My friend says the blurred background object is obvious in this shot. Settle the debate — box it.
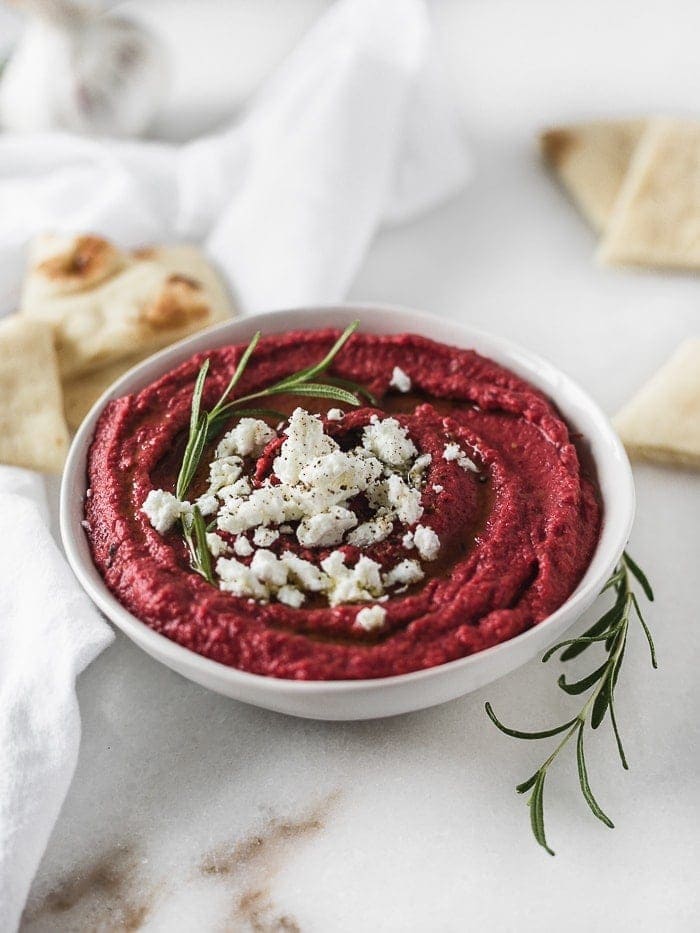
[0,0,168,136]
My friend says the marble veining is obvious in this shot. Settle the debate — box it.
[22,794,338,932]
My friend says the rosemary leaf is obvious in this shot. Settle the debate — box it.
[576,724,614,828]
[529,771,554,856]
[213,331,262,414]
[600,569,625,595]
[608,690,629,770]
[623,552,655,601]
[176,415,207,500]
[557,660,609,695]
[206,407,286,440]
[559,586,627,661]
[189,358,210,437]
[542,629,620,664]
[590,672,612,729]
[631,592,658,668]
[516,772,540,795]
[279,382,361,406]
[279,320,359,387]
[191,505,214,584]
[485,703,579,740]
[324,374,379,406]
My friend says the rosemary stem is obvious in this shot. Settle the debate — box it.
[538,719,581,774]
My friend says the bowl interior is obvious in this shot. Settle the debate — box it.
[60,304,634,718]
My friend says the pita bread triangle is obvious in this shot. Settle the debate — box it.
[0,316,69,473]
[614,338,700,468]
[599,118,700,268]
[541,119,646,232]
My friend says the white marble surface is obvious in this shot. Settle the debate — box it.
[16,1,700,929]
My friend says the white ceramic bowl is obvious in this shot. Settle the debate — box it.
[61,305,635,720]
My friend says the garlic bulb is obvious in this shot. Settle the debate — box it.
[0,0,169,137]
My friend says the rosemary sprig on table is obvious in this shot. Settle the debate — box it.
[176,320,369,577]
[485,551,656,856]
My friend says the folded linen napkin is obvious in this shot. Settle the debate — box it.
[0,0,469,927]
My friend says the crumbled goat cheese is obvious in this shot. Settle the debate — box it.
[233,535,254,557]
[356,605,387,631]
[298,448,382,499]
[383,559,424,588]
[216,557,269,600]
[408,453,432,486]
[216,419,276,458]
[250,549,288,587]
[433,484,444,493]
[273,408,335,485]
[413,524,440,561]
[386,474,423,525]
[280,552,329,591]
[443,442,478,473]
[208,455,243,491]
[277,585,306,608]
[145,406,448,608]
[253,526,280,547]
[326,408,344,421]
[346,515,394,548]
[142,489,186,534]
[459,455,479,473]
[296,506,358,548]
[206,532,230,558]
[362,416,417,467]
[389,366,411,393]
[217,477,252,503]
[217,486,303,534]
[320,551,384,606]
[195,493,219,516]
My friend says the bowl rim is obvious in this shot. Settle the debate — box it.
[60,303,635,694]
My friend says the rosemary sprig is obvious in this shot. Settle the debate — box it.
[175,321,366,579]
[485,551,656,855]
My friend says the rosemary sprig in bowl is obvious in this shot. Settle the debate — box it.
[175,321,370,577]
[486,552,656,855]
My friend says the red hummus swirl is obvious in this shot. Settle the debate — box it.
[85,329,601,680]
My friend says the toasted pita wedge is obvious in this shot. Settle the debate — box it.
[614,339,700,468]
[0,316,69,473]
[63,353,149,431]
[599,119,700,268]
[541,119,646,232]
[21,236,234,378]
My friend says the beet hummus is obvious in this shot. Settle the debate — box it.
[85,329,601,680]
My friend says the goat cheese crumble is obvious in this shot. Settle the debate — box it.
[443,441,479,473]
[143,406,444,608]
[142,489,186,534]
[389,366,412,393]
[355,605,387,631]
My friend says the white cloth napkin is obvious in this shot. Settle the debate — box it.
[0,469,113,930]
[0,0,469,927]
